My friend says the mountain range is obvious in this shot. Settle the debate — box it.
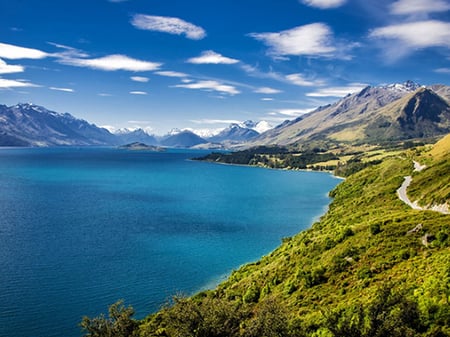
[1,81,449,148]
[0,103,267,147]
[0,103,117,147]
[251,81,450,147]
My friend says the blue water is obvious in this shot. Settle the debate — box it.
[0,147,340,337]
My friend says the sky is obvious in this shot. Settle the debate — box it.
[0,0,449,135]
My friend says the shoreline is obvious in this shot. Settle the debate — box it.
[192,157,344,179]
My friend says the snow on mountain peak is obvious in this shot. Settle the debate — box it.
[253,121,273,133]
[383,80,421,93]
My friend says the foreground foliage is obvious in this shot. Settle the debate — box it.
[82,138,450,337]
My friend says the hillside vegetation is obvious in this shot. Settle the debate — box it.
[81,136,450,337]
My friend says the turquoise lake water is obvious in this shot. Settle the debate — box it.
[0,147,340,337]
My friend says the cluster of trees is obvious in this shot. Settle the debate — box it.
[81,285,450,337]
[196,148,338,170]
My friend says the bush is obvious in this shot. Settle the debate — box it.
[80,300,138,337]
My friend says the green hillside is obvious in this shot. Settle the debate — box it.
[81,138,450,337]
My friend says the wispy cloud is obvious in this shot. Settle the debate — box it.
[0,59,24,74]
[129,91,147,95]
[49,87,74,92]
[0,42,48,59]
[131,76,149,82]
[435,67,450,74]
[131,14,206,40]
[0,78,39,88]
[98,93,112,97]
[190,119,241,125]
[286,73,325,86]
[187,50,239,64]
[390,0,450,15]
[254,87,282,94]
[174,80,240,95]
[306,83,367,97]
[48,42,90,59]
[155,70,189,78]
[241,64,285,81]
[370,20,450,59]
[300,0,347,9]
[249,23,336,58]
[59,54,162,71]
[269,108,314,117]
[261,97,274,101]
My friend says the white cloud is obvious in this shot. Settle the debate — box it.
[435,67,450,74]
[286,73,325,86]
[48,42,90,59]
[155,70,189,78]
[0,78,39,88]
[370,20,450,55]
[390,0,450,15]
[59,54,162,71]
[261,97,274,101]
[254,87,282,94]
[130,91,148,95]
[131,14,206,40]
[306,83,367,97]
[301,0,347,9]
[191,119,241,125]
[0,59,24,74]
[98,93,112,97]
[270,108,314,117]
[0,42,48,59]
[249,23,336,57]
[187,50,239,64]
[131,76,149,82]
[174,80,240,95]
[49,87,74,92]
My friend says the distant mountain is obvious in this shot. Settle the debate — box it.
[0,103,117,146]
[115,128,158,145]
[251,81,450,146]
[159,130,208,148]
[208,123,259,143]
[203,120,273,144]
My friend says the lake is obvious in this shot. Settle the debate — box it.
[0,147,340,337]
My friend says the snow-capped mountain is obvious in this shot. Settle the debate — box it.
[159,130,208,148]
[251,82,450,146]
[197,120,273,144]
[114,128,158,145]
[382,80,422,93]
[208,123,259,143]
[0,103,117,146]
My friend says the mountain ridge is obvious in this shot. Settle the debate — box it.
[250,82,450,147]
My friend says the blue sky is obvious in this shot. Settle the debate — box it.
[0,0,449,134]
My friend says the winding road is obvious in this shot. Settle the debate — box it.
[396,161,449,215]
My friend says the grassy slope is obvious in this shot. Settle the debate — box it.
[116,138,450,337]
[408,134,450,207]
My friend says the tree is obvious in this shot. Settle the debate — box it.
[80,300,138,337]
[323,285,423,337]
